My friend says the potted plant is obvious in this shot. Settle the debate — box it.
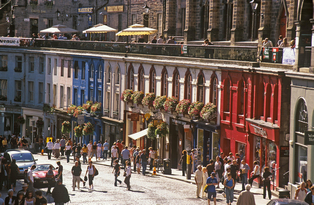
[61,121,71,134]
[73,106,83,118]
[43,104,51,113]
[83,122,94,136]
[0,95,7,101]
[176,99,191,115]
[188,101,204,118]
[91,102,102,116]
[121,89,133,103]
[82,101,93,113]
[132,91,144,105]
[200,103,217,121]
[164,97,179,113]
[36,119,44,128]
[142,93,155,107]
[16,116,25,124]
[147,122,156,139]
[153,96,167,110]
[74,125,83,137]
[67,105,77,116]
[155,122,169,137]
[0,66,7,71]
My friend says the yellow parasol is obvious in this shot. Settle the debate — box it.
[116,24,157,36]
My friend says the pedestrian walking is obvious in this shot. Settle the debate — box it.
[240,160,250,191]
[230,160,238,184]
[202,167,209,198]
[140,149,148,176]
[60,137,65,156]
[85,161,96,190]
[249,161,260,188]
[53,139,60,159]
[133,147,139,172]
[5,189,16,205]
[179,150,187,176]
[102,140,109,160]
[72,161,82,191]
[91,142,97,160]
[112,159,121,186]
[262,166,272,200]
[46,165,54,194]
[224,173,235,205]
[65,142,72,163]
[236,184,256,205]
[75,156,86,187]
[136,151,141,174]
[87,141,92,158]
[10,159,19,192]
[124,160,131,190]
[121,146,130,168]
[206,159,215,177]
[0,193,4,205]
[56,161,63,183]
[111,145,118,167]
[34,190,47,205]
[52,180,70,205]
[305,185,314,205]
[206,172,218,205]
[18,183,28,196]
[46,139,53,160]
[82,144,88,164]
[149,147,155,170]
[294,182,307,201]
[214,156,221,188]
[195,165,203,198]
[24,191,35,205]
[13,192,24,205]
[97,141,102,161]
[27,165,36,195]
[306,179,312,192]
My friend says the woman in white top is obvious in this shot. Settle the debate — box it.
[24,191,35,205]
[85,161,96,191]
[201,167,208,198]
[97,141,102,160]
[214,156,222,188]
[249,161,261,187]
[124,160,132,190]
[53,139,60,159]
[295,182,307,201]
[65,142,72,163]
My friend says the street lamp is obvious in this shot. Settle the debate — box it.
[250,0,259,41]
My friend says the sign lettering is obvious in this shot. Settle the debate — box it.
[106,5,124,13]
[77,7,94,14]
[305,131,314,145]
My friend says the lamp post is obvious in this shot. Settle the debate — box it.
[250,0,259,41]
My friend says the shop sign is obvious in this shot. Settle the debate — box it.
[305,131,314,145]
[77,7,94,14]
[280,146,289,157]
[106,5,124,13]
[77,115,84,125]
[0,37,20,46]
[130,113,139,121]
[181,45,187,54]
[251,124,267,137]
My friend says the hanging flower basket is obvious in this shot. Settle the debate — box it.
[155,122,169,137]
[121,89,134,103]
[16,116,25,124]
[36,119,44,128]
[67,105,77,116]
[43,104,51,113]
[132,91,144,105]
[83,122,94,136]
[147,122,156,139]
[73,106,83,118]
[153,96,167,110]
[164,97,179,113]
[91,102,101,116]
[142,93,156,107]
[82,101,93,113]
[176,99,191,115]
[188,101,204,118]
[74,125,83,138]
[61,121,71,134]
[200,103,217,121]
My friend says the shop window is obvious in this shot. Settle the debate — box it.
[210,75,218,105]
[128,64,134,90]
[81,61,85,80]
[106,66,111,83]
[224,79,230,112]
[238,80,245,115]
[149,66,156,94]
[161,67,168,96]
[273,85,278,123]
[260,81,265,119]
[0,79,7,101]
[268,141,277,185]
[295,145,307,183]
[184,70,192,100]
[74,61,78,79]
[172,68,180,98]
[138,65,145,92]
[98,65,102,80]
[115,67,120,85]
[265,84,271,120]
[197,72,205,103]
[296,98,308,134]
[90,64,94,80]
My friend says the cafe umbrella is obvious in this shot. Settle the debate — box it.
[39,24,78,34]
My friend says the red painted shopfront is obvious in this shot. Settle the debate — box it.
[219,69,290,188]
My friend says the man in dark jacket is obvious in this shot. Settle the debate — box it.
[305,185,314,205]
[52,180,70,205]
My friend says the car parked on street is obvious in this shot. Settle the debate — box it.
[266,199,308,205]
[33,164,58,188]
[2,149,37,178]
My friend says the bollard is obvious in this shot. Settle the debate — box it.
[152,167,157,176]
[41,149,44,155]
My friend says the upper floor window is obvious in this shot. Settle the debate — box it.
[48,58,51,75]
[197,72,205,103]
[115,67,120,85]
[29,57,34,73]
[265,84,271,119]
[138,65,145,92]
[67,60,71,78]
[296,98,308,134]
[28,81,34,102]
[106,66,110,83]
[210,75,218,105]
[82,62,85,80]
[53,59,57,75]
[0,55,8,70]
[74,61,78,79]
[224,79,230,112]
[15,56,22,72]
[238,80,245,115]
[0,79,7,101]
[39,57,44,74]
[184,70,192,100]
[161,67,168,96]
[98,65,102,80]
[149,66,156,94]
[128,64,134,90]
[61,59,64,77]
[172,68,180,98]
[90,64,94,80]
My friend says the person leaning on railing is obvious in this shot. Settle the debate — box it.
[279,37,289,47]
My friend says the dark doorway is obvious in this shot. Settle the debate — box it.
[299,0,312,67]
[200,4,209,39]
[279,9,286,37]
[170,122,178,168]
[143,14,149,42]
[224,1,233,41]
[30,18,38,37]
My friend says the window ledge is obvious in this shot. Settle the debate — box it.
[238,114,244,119]
[221,120,230,125]
[223,111,230,115]
[235,123,245,129]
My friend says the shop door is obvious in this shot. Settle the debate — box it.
[279,10,286,37]
[203,131,212,165]
[170,123,178,168]
[30,19,38,37]
[177,125,184,169]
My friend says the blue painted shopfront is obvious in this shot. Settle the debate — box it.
[71,55,104,145]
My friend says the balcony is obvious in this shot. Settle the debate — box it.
[33,39,258,62]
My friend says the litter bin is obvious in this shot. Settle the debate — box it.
[163,158,171,175]
[278,189,290,199]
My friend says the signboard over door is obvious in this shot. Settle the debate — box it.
[305,131,314,145]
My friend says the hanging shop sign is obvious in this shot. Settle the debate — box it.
[305,131,314,145]
[77,7,94,14]
[105,5,124,13]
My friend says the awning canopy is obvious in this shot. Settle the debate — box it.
[116,24,157,36]
[82,24,118,34]
[39,24,78,34]
[128,128,148,140]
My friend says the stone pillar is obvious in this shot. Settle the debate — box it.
[164,0,176,39]
[207,0,220,41]
[230,0,244,44]
[293,21,301,71]
[257,0,271,41]
[184,0,196,43]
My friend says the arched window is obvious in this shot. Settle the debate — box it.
[238,80,245,115]
[98,65,102,80]
[161,67,168,96]
[260,81,265,118]
[90,64,94,79]
[115,67,120,85]
[265,84,271,119]
[172,68,180,98]
[128,64,134,90]
[210,75,218,105]
[197,72,205,103]
[224,79,230,112]
[184,70,192,100]
[149,66,156,93]
[138,65,145,92]
[106,66,111,83]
